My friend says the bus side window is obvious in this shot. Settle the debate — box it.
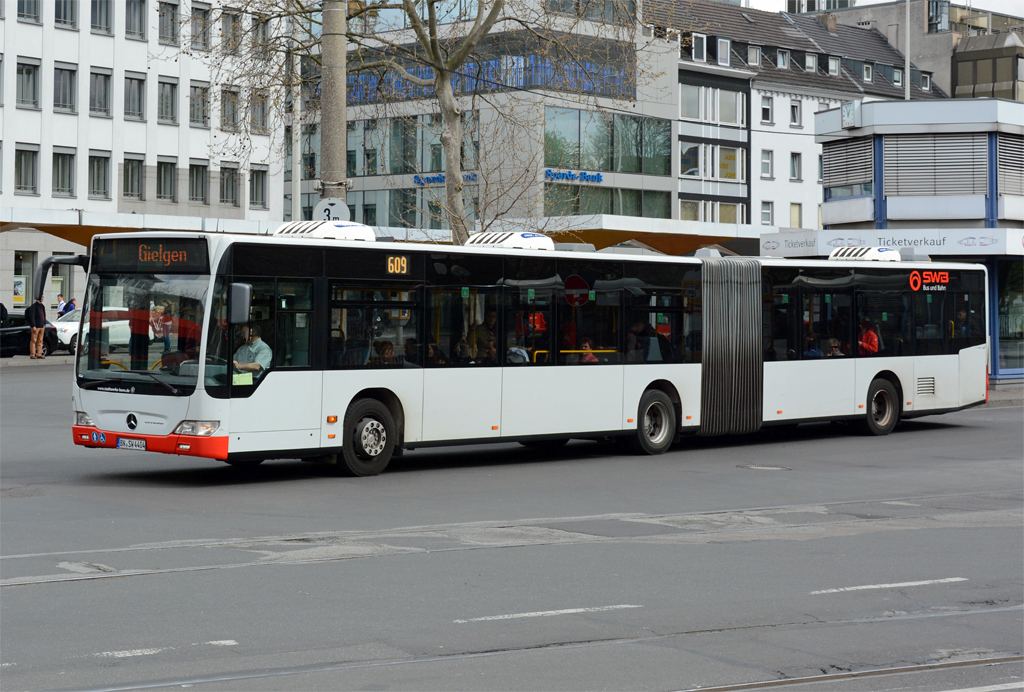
[504,288,552,365]
[427,288,501,366]
[763,268,799,361]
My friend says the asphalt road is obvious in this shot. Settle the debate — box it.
[1,365,1022,692]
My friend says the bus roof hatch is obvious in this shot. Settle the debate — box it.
[466,232,555,251]
[273,221,376,242]
[827,246,901,262]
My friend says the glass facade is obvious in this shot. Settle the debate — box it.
[545,107,670,175]
[544,184,670,219]
[996,259,1023,375]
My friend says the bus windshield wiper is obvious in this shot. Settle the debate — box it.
[78,371,181,395]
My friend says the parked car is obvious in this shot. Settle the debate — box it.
[55,309,82,353]
[0,314,58,358]
[55,308,155,354]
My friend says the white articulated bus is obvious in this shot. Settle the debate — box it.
[60,223,989,475]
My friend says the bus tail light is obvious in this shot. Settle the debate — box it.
[174,420,220,436]
[76,411,95,427]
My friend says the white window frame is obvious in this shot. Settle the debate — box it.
[761,95,773,123]
[805,54,817,72]
[717,38,731,67]
[748,45,761,67]
[53,65,77,113]
[88,151,111,199]
[790,152,802,181]
[761,149,773,179]
[692,33,706,63]
[863,64,873,82]
[828,56,840,76]
[893,68,903,86]
[790,99,802,127]
[52,150,76,197]
[715,145,745,182]
[761,201,773,225]
[157,78,178,124]
[922,73,931,91]
[777,50,790,69]
[679,83,702,121]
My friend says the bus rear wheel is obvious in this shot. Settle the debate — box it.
[864,378,900,436]
[340,398,396,476]
[634,390,676,455]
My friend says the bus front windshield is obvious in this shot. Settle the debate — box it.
[76,272,210,395]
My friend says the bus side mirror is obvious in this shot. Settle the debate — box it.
[228,283,252,325]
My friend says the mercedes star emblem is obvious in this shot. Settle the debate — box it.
[126,414,138,430]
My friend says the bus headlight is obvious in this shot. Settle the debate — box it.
[174,420,220,436]
[76,411,95,426]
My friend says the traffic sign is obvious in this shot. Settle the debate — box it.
[313,197,351,222]
[564,274,589,307]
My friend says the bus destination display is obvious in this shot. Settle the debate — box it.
[92,238,210,274]
[387,255,410,275]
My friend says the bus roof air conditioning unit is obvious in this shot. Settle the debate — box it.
[273,221,376,242]
[827,246,901,262]
[466,232,555,251]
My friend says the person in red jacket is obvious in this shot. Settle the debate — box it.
[858,317,879,356]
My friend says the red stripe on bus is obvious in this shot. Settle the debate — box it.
[72,426,229,460]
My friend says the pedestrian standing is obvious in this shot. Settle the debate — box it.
[61,298,77,317]
[26,297,47,359]
[56,294,66,314]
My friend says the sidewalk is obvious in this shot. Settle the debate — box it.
[0,355,76,368]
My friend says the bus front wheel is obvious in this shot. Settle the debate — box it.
[340,398,396,476]
[864,378,900,436]
[634,390,676,455]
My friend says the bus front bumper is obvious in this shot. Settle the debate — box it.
[72,426,229,460]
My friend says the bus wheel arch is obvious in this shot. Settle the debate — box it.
[864,372,902,436]
[351,388,406,450]
[633,384,679,455]
[645,380,682,434]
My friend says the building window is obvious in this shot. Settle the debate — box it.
[817,101,829,113]
[189,84,209,126]
[680,141,700,177]
[805,54,817,72]
[126,0,145,38]
[717,38,731,67]
[761,150,773,178]
[253,17,270,58]
[15,148,38,193]
[365,148,378,176]
[429,143,444,172]
[790,152,802,180]
[790,100,801,126]
[17,63,40,108]
[188,162,208,203]
[692,33,706,62]
[680,200,698,220]
[89,72,111,115]
[55,0,77,27]
[158,2,179,45]
[777,50,789,69]
[123,157,144,199]
[863,64,873,81]
[18,0,40,21]
[761,96,773,123]
[221,89,239,130]
[124,76,145,119]
[156,160,176,201]
[680,83,700,120]
[91,0,113,33]
[251,92,268,134]
[790,203,802,228]
[922,74,931,91]
[761,202,773,225]
[818,154,823,182]
[191,7,210,50]
[53,152,76,196]
[828,56,840,76]
[222,13,242,55]
[748,45,761,66]
[158,80,177,123]
[220,166,239,205]
[893,68,903,86]
[719,90,743,126]
[54,67,77,113]
[89,154,110,198]
[249,168,267,208]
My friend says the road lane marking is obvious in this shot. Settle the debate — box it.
[93,648,168,659]
[811,577,968,594]
[205,640,239,646]
[935,684,1023,692]
[453,604,642,623]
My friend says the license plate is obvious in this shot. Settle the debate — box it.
[117,438,146,451]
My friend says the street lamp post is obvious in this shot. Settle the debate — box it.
[320,0,348,206]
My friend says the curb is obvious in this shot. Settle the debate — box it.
[0,356,76,369]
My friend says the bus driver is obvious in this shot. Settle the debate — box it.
[233,324,273,378]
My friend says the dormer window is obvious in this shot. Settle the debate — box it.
[748,45,761,66]
[828,56,840,75]
[692,33,706,62]
[717,38,731,67]
[777,50,790,69]
[922,73,931,90]
[805,54,817,72]
[863,64,873,81]
[893,68,903,86]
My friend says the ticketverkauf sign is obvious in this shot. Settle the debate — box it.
[759,229,1024,258]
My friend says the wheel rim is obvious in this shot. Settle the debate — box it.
[643,401,671,447]
[357,418,387,458]
[871,388,895,428]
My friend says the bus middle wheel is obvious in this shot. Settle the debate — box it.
[863,378,900,436]
[634,389,676,455]
[340,398,396,476]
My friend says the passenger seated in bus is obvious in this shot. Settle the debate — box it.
[954,308,982,339]
[858,318,879,356]
[427,343,449,365]
[479,339,499,365]
[403,337,420,366]
[372,340,397,366]
[802,333,822,358]
[453,338,473,364]
[824,338,845,357]
[579,336,600,363]
[233,324,272,378]
[471,310,498,354]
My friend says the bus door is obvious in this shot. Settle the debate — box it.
[421,255,503,442]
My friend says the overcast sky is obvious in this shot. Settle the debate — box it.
[747,0,1023,18]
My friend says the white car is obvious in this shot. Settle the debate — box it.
[56,308,155,353]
